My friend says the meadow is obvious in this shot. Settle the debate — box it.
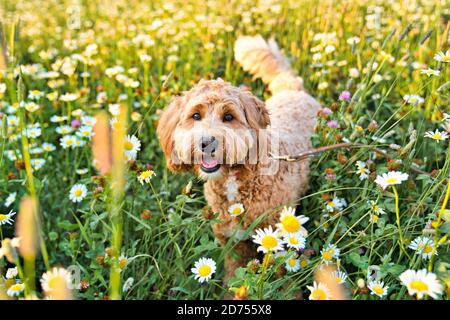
[0,0,449,300]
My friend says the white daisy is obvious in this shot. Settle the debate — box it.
[276,206,309,236]
[307,281,332,300]
[368,200,386,223]
[137,170,156,185]
[320,244,340,264]
[228,203,245,217]
[124,135,141,160]
[5,266,18,279]
[285,254,300,272]
[40,267,73,293]
[399,269,443,299]
[30,158,46,171]
[374,171,409,190]
[81,115,96,126]
[76,168,88,175]
[252,226,283,253]
[6,282,25,297]
[434,50,450,63]
[420,68,440,77]
[332,270,348,284]
[403,94,424,106]
[0,210,16,225]
[56,125,73,135]
[50,115,68,123]
[42,142,56,152]
[368,280,389,298]
[408,236,436,260]
[356,161,369,180]
[282,232,306,250]
[424,129,448,142]
[326,197,347,212]
[191,257,216,283]
[69,184,87,203]
[60,135,77,149]
[76,125,94,139]
[4,192,17,207]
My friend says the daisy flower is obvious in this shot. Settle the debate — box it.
[76,126,94,139]
[320,244,340,264]
[124,135,141,160]
[276,206,309,236]
[403,94,424,106]
[434,50,450,63]
[374,171,409,190]
[50,115,68,123]
[191,257,216,283]
[81,115,96,126]
[356,161,369,180]
[368,200,385,223]
[118,255,128,270]
[307,281,332,300]
[69,184,87,203]
[60,135,77,149]
[42,143,56,152]
[4,192,17,207]
[5,266,18,279]
[40,267,73,294]
[332,270,348,284]
[0,210,16,225]
[30,158,46,171]
[420,68,440,77]
[367,280,389,298]
[137,170,156,185]
[228,203,245,217]
[6,282,25,297]
[399,269,443,299]
[76,168,88,175]
[325,197,347,212]
[285,254,300,272]
[56,125,73,135]
[424,129,448,142]
[408,236,436,260]
[252,226,283,253]
[282,232,306,250]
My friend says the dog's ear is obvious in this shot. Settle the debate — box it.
[157,96,190,172]
[239,90,270,130]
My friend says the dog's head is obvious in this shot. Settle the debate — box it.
[157,79,270,180]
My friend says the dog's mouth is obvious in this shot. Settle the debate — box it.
[200,158,221,173]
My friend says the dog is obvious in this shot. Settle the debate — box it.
[157,35,320,282]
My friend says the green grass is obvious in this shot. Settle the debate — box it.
[0,0,449,300]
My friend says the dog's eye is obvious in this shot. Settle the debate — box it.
[223,113,234,122]
[192,113,201,121]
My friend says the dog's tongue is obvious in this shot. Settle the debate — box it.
[201,158,218,169]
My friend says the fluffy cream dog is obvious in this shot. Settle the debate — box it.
[157,35,320,281]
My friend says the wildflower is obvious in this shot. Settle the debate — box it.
[252,226,283,253]
[347,37,360,45]
[0,210,16,225]
[7,282,25,297]
[368,280,389,298]
[76,168,88,175]
[403,94,424,106]
[191,257,216,283]
[56,125,73,135]
[76,125,94,139]
[285,254,300,272]
[42,142,56,152]
[24,126,42,139]
[28,90,44,100]
[321,244,340,264]
[368,200,385,223]
[349,68,359,78]
[307,281,332,300]
[81,115,96,126]
[424,129,448,142]
[137,170,155,185]
[22,101,40,113]
[374,171,409,190]
[399,269,443,299]
[339,90,351,101]
[30,158,46,171]
[408,236,436,260]
[50,115,68,123]
[124,135,141,160]
[299,255,309,268]
[434,50,450,63]
[40,267,73,294]
[5,266,18,279]
[356,161,369,180]
[119,255,128,269]
[332,270,348,284]
[60,92,79,102]
[69,184,87,203]
[4,192,17,207]
[276,206,309,236]
[326,197,347,212]
[283,232,306,250]
[420,68,440,77]
[228,203,245,217]
[60,135,77,149]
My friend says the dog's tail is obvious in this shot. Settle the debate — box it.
[234,35,304,94]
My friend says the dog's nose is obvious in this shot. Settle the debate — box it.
[200,136,217,153]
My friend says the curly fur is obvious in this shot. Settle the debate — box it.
[157,35,320,283]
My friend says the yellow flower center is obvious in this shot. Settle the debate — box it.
[119,258,128,269]
[0,214,6,221]
[281,216,300,233]
[385,177,398,185]
[322,251,332,261]
[373,285,384,295]
[198,265,211,277]
[372,214,379,223]
[288,258,296,267]
[289,237,298,245]
[328,201,335,207]
[9,283,23,292]
[124,141,134,151]
[74,189,82,197]
[300,259,308,268]
[48,275,67,291]
[311,289,327,300]
[442,56,450,62]
[431,133,442,140]
[410,280,428,292]
[261,235,278,250]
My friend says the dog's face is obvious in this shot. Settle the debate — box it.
[157,79,270,180]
